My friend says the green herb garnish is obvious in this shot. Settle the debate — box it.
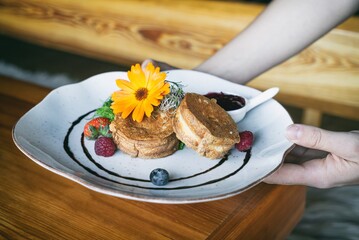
[159,81,185,112]
[95,98,115,121]
[178,141,185,150]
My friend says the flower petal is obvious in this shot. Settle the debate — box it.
[143,99,154,117]
[146,95,161,106]
[116,79,136,93]
[128,64,146,88]
[121,102,137,119]
[112,91,133,104]
[148,82,170,98]
[147,73,167,90]
[111,93,136,114]
[132,101,145,122]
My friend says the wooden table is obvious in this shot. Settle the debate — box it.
[0,75,306,239]
[1,0,358,127]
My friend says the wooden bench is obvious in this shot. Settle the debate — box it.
[0,0,358,126]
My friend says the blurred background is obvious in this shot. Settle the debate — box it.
[1,0,358,239]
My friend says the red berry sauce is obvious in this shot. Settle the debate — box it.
[204,92,245,111]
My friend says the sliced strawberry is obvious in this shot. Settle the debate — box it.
[84,124,99,139]
[98,125,112,138]
[84,117,111,140]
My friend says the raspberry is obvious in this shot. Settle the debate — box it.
[235,131,254,152]
[94,137,116,157]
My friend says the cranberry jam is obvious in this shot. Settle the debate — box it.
[204,92,245,111]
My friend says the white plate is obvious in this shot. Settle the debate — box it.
[13,70,293,204]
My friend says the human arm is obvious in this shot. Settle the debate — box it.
[195,0,359,84]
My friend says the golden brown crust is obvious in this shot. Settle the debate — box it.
[110,110,179,158]
[173,93,240,159]
[184,93,239,140]
[111,130,179,158]
[111,110,174,141]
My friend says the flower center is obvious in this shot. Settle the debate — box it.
[135,88,148,101]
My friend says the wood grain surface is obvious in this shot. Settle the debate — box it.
[0,75,306,239]
[2,0,356,66]
[0,0,357,123]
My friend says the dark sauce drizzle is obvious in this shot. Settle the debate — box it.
[63,110,251,190]
[81,133,228,182]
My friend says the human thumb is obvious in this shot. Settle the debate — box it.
[285,124,356,160]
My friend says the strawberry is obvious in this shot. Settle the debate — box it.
[94,137,116,157]
[84,117,111,140]
[235,131,254,152]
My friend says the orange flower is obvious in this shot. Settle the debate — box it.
[111,63,170,122]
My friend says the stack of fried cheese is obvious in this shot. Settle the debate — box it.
[173,93,240,159]
[110,110,179,158]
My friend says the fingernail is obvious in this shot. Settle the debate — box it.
[286,124,302,141]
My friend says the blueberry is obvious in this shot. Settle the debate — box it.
[150,168,169,186]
